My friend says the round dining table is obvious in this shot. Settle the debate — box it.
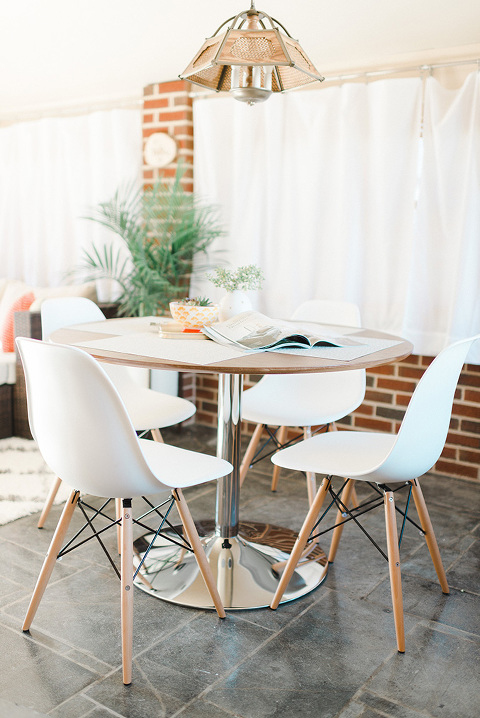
[51,317,413,610]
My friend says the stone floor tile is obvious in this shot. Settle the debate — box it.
[366,572,480,636]
[366,623,480,718]
[204,591,419,718]
[0,624,96,714]
[84,671,185,718]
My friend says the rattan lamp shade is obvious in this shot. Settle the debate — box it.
[180,4,324,104]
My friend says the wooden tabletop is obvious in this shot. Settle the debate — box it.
[50,319,413,375]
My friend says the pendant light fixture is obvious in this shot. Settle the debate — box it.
[180,1,324,105]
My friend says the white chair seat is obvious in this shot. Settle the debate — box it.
[138,438,228,489]
[118,384,195,430]
[272,431,397,479]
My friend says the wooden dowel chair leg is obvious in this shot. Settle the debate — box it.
[410,479,449,594]
[271,426,287,492]
[174,489,226,619]
[304,427,317,505]
[270,477,331,610]
[384,490,405,653]
[115,498,122,556]
[239,423,263,487]
[121,499,134,686]
[23,490,79,632]
[37,476,63,528]
[151,428,164,443]
[328,479,355,563]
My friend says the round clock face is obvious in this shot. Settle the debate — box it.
[144,132,177,168]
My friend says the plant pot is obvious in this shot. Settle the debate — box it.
[169,302,219,330]
[219,290,252,321]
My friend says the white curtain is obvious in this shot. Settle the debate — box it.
[193,72,480,361]
[405,72,480,361]
[0,109,142,286]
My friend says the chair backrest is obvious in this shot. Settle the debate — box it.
[41,297,106,340]
[16,337,167,498]
[41,296,148,390]
[368,334,480,483]
[245,300,366,425]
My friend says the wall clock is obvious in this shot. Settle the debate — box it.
[144,132,177,168]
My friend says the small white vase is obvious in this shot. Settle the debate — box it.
[219,290,252,321]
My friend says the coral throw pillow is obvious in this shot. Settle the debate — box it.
[1,292,35,352]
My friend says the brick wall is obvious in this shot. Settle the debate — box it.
[141,80,480,482]
[143,79,194,190]
[142,79,195,405]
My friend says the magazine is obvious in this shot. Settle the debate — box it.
[202,311,365,351]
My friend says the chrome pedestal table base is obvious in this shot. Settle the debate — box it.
[133,375,328,610]
[133,520,328,610]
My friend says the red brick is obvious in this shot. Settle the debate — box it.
[353,417,394,432]
[197,387,216,399]
[446,431,480,448]
[143,127,164,138]
[377,378,416,393]
[464,389,480,403]
[434,459,479,479]
[173,125,194,136]
[452,402,480,418]
[196,412,216,426]
[367,364,396,376]
[420,356,434,367]
[364,390,393,404]
[399,354,420,366]
[441,446,457,460]
[354,403,374,416]
[143,113,154,123]
[175,138,194,151]
[398,366,424,380]
[465,362,480,373]
[159,110,193,122]
[158,80,190,93]
[173,96,192,106]
[461,419,480,435]
[458,373,480,388]
[458,448,480,463]
[144,98,169,110]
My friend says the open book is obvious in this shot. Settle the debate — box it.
[202,311,364,351]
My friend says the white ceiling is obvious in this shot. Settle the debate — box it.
[1,0,479,120]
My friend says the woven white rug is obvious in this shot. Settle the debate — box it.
[0,437,71,525]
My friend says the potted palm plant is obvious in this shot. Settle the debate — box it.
[80,165,224,317]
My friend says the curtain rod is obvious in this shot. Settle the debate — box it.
[189,57,480,98]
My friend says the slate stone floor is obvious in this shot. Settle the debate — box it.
[0,426,478,718]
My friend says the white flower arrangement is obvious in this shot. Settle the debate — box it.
[207,264,264,293]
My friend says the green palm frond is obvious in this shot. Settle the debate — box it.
[80,164,224,316]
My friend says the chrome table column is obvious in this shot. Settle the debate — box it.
[133,373,328,609]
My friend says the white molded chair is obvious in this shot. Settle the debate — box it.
[37,297,196,528]
[240,300,366,503]
[16,337,232,685]
[270,334,480,653]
